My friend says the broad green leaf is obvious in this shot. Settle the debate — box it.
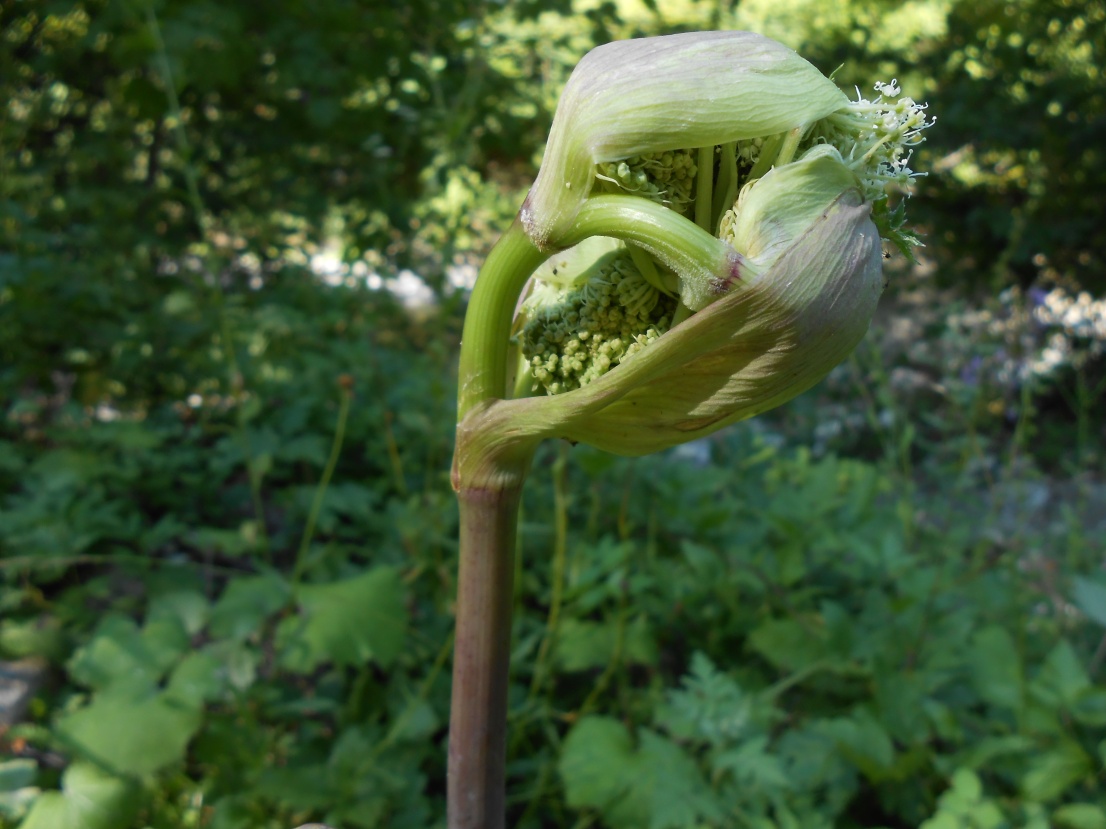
[279,567,406,672]
[920,769,1007,829]
[208,571,290,641]
[1071,577,1106,628]
[0,760,36,793]
[0,759,38,822]
[55,685,202,776]
[65,614,181,693]
[820,708,895,780]
[205,796,254,829]
[1071,688,1106,727]
[969,625,1023,712]
[166,650,224,706]
[553,616,656,671]
[139,613,191,671]
[254,765,333,812]
[875,671,930,744]
[204,639,259,692]
[17,762,138,829]
[1021,741,1092,802]
[953,735,1034,771]
[559,716,636,818]
[385,697,439,744]
[635,729,723,829]
[0,617,65,661]
[559,715,720,829]
[1030,640,1090,709]
[146,589,210,637]
[1054,804,1106,829]
[748,617,827,672]
[189,525,260,558]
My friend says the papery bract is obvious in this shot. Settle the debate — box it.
[521,31,848,249]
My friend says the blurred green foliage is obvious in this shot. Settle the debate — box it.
[1,0,1105,827]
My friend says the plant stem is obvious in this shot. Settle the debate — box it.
[449,477,526,829]
[450,212,549,827]
[559,195,735,288]
[456,220,549,419]
[292,382,352,585]
[529,443,570,698]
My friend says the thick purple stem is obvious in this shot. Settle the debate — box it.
[448,482,523,829]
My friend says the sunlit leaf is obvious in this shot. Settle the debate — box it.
[56,685,203,777]
[278,567,406,672]
[17,762,139,829]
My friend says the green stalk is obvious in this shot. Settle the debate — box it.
[457,220,550,419]
[695,145,715,232]
[712,141,738,231]
[292,381,352,586]
[559,194,736,287]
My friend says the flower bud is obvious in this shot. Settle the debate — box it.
[529,167,884,455]
[521,31,848,249]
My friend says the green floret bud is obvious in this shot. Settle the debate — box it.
[519,250,675,395]
[595,150,698,214]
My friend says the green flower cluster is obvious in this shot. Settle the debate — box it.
[519,251,676,395]
[804,80,934,201]
[595,150,698,213]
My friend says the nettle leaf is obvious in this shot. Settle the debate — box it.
[969,625,1024,712]
[17,762,139,829]
[55,684,203,777]
[277,567,407,672]
[559,715,721,829]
